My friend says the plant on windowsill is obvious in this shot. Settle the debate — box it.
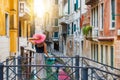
[82,25,92,40]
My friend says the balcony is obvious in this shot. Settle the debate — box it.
[52,37,59,41]
[92,28,98,39]
[82,26,99,41]
[85,0,99,5]
[59,15,69,25]
[19,1,31,19]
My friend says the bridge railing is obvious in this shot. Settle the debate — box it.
[0,46,120,80]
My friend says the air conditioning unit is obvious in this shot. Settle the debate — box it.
[117,29,120,36]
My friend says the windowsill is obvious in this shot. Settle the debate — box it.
[109,28,115,30]
[99,29,103,31]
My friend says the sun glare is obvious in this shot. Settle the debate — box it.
[34,0,45,17]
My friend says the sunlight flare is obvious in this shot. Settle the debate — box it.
[34,0,45,17]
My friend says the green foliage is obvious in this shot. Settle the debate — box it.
[82,26,92,36]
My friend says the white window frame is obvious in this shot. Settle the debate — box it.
[20,2,24,13]
[110,0,116,30]
[5,12,9,37]
[100,3,104,31]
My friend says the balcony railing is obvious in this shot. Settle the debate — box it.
[85,28,98,41]
[19,1,31,17]
[85,0,99,5]
[59,15,69,24]
[52,37,59,41]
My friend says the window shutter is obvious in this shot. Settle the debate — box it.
[74,24,76,32]
[76,0,78,10]
[67,24,70,35]
[68,0,70,14]
[20,3,24,13]
[74,4,76,11]
[110,46,114,67]
[101,45,103,63]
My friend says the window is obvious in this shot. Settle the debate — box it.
[96,45,98,61]
[74,24,76,32]
[54,32,58,38]
[55,18,58,26]
[111,0,115,28]
[100,3,104,29]
[74,0,78,11]
[20,3,24,13]
[101,45,103,63]
[10,15,14,29]
[94,44,98,61]
[91,6,98,28]
[67,24,70,35]
[110,46,114,67]
[76,0,78,10]
[5,13,9,36]
[91,44,98,61]
[68,0,70,14]
[91,44,93,59]
[69,40,72,48]
[96,6,98,27]
[55,0,58,4]
[105,46,108,64]
[74,3,76,11]
[72,23,74,34]
[19,21,21,37]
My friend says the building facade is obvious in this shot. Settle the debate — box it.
[42,0,59,52]
[0,0,18,61]
[19,0,34,48]
[85,0,120,68]
[59,0,87,56]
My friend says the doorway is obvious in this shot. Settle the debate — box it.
[54,41,59,51]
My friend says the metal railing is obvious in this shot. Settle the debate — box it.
[0,46,120,80]
[80,57,120,79]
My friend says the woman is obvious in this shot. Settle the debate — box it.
[29,33,48,80]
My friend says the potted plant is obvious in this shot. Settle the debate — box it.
[82,25,92,40]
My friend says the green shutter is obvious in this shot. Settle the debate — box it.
[74,24,76,32]
[74,4,76,11]
[111,0,115,20]
[74,0,78,11]
[96,45,98,62]
[68,0,70,14]
[101,45,103,63]
[110,46,114,67]
[76,0,78,9]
